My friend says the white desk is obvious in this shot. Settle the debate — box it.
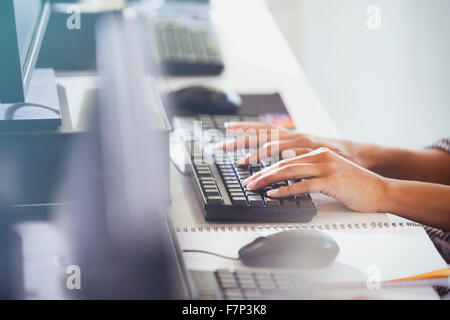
[19,0,439,299]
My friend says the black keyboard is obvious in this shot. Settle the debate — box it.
[174,115,317,222]
[154,21,224,75]
[191,269,310,300]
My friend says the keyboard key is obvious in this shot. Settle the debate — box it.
[202,185,217,191]
[217,164,233,169]
[207,196,224,205]
[224,178,239,184]
[232,197,248,205]
[276,281,294,291]
[243,289,263,299]
[219,280,239,289]
[215,159,230,164]
[236,273,253,281]
[239,281,257,289]
[295,193,311,201]
[297,200,315,209]
[235,270,254,276]
[249,165,262,173]
[273,181,287,188]
[272,271,289,278]
[258,281,276,290]
[230,192,244,197]
[204,190,220,197]
[281,198,297,207]
[216,269,234,278]
[197,170,212,177]
[236,169,250,176]
[221,172,236,178]
[201,180,216,185]
[219,170,234,175]
[264,197,281,207]
[203,184,218,189]
[248,196,265,206]
[254,273,272,281]
[224,293,244,300]
[223,175,238,179]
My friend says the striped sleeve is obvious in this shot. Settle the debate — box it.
[424,138,450,298]
[426,138,450,153]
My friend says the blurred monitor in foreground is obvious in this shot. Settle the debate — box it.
[66,10,185,299]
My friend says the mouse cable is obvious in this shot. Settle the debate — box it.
[182,249,240,261]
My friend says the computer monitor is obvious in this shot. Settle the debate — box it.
[0,0,61,131]
[66,12,182,299]
[0,0,49,103]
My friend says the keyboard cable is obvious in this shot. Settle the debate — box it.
[182,249,240,261]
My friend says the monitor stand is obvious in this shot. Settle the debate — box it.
[0,68,62,132]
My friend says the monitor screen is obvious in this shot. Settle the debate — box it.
[0,0,49,103]
[14,0,43,69]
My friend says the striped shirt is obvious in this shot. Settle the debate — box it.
[424,138,450,297]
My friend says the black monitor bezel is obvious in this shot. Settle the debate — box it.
[0,0,50,104]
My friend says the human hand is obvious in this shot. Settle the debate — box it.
[219,122,375,169]
[242,148,388,213]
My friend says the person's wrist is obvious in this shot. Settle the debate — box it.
[375,177,396,213]
[356,142,383,170]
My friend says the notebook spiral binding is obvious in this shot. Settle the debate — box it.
[176,221,423,233]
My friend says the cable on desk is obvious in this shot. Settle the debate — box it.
[4,102,60,120]
[182,249,240,261]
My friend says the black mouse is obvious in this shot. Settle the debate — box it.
[238,230,339,269]
[169,86,242,114]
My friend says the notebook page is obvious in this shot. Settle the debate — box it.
[177,226,447,283]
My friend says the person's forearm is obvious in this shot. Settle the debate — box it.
[361,144,450,185]
[380,178,450,230]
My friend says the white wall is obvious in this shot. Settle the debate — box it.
[267,0,450,149]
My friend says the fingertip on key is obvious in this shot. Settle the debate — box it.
[242,177,251,186]
[247,180,257,190]
[267,189,279,197]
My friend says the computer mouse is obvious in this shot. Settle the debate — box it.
[169,86,242,114]
[238,230,339,269]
